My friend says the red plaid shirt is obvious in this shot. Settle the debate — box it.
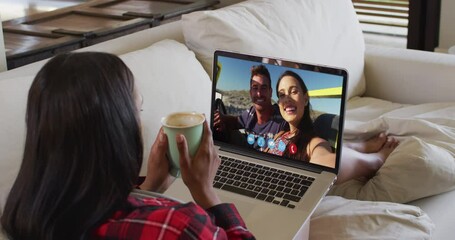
[93,195,255,239]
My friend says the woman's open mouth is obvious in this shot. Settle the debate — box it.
[284,106,297,115]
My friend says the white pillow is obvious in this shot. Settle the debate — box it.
[182,0,365,99]
[119,39,212,175]
[310,196,435,240]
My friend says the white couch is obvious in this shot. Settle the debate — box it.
[1,0,454,239]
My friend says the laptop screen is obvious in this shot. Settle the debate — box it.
[211,51,347,173]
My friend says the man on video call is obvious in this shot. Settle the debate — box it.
[213,65,288,151]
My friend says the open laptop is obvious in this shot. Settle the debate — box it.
[165,50,348,239]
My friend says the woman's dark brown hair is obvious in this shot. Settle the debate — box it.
[276,70,315,161]
[1,52,143,239]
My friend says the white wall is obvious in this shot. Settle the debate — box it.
[0,13,6,72]
[437,0,455,52]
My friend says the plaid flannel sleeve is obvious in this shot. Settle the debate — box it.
[205,203,256,240]
[173,202,255,239]
[94,198,255,240]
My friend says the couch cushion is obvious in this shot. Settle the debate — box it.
[182,0,365,99]
[118,39,212,175]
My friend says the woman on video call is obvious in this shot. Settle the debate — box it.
[266,70,335,167]
[267,70,399,184]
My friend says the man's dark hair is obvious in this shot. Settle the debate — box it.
[250,65,271,87]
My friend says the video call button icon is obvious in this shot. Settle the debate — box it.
[267,138,275,149]
[247,134,255,145]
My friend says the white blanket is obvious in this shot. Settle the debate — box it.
[330,97,455,203]
[310,196,435,240]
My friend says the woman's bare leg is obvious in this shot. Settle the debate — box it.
[344,132,387,153]
[336,137,399,184]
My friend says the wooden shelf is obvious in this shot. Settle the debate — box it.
[3,0,219,69]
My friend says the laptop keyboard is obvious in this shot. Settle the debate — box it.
[213,155,314,209]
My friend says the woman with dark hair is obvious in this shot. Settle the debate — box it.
[268,70,399,183]
[0,52,255,240]
[267,71,334,166]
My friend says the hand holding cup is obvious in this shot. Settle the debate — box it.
[176,120,222,209]
[161,112,205,177]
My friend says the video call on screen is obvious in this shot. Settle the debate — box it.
[212,53,345,168]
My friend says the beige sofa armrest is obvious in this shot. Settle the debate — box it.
[363,44,455,104]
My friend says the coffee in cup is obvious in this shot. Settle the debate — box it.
[161,112,205,177]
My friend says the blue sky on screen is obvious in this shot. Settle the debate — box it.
[216,56,344,115]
